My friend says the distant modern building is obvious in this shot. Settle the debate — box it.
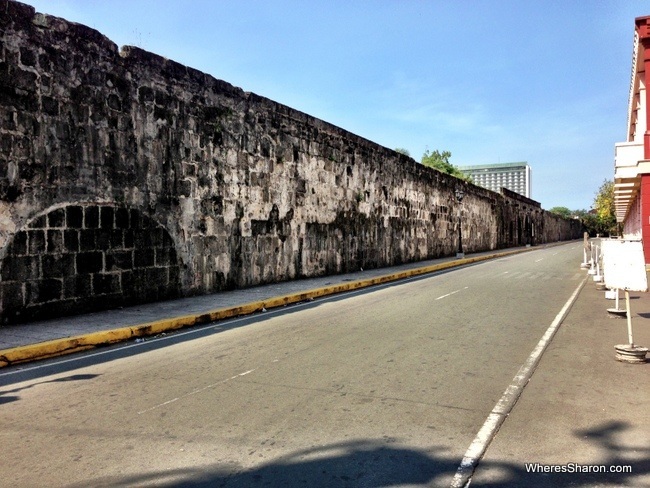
[614,15,650,263]
[458,162,532,199]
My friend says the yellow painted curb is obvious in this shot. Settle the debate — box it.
[0,247,535,367]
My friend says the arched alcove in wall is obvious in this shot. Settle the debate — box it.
[0,203,181,324]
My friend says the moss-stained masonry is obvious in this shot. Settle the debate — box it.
[0,1,582,324]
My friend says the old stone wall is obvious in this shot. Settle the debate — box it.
[0,1,582,324]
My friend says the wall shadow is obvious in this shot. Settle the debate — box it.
[61,421,649,487]
[0,373,99,405]
[65,440,459,487]
[470,420,649,487]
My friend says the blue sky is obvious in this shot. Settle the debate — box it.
[21,0,649,211]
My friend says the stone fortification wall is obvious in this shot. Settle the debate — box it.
[0,1,582,323]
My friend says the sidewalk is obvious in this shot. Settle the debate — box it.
[470,268,650,487]
[0,245,540,367]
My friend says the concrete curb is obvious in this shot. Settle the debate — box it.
[0,247,534,368]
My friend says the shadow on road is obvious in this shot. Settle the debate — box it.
[62,423,648,488]
[66,440,457,487]
[470,420,649,487]
[0,373,99,405]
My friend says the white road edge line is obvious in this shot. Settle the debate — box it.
[450,274,588,488]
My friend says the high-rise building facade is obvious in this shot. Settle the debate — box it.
[458,162,532,199]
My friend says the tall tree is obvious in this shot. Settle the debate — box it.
[594,180,614,219]
[421,150,471,181]
[593,179,617,236]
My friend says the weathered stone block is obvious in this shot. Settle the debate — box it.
[146,267,168,285]
[84,206,99,228]
[19,47,37,67]
[66,205,83,228]
[106,250,133,271]
[41,96,59,116]
[134,249,155,268]
[26,278,62,304]
[42,253,75,278]
[27,230,44,255]
[63,229,79,253]
[138,86,154,104]
[100,206,114,229]
[129,209,141,229]
[155,247,174,267]
[106,94,122,112]
[76,252,103,274]
[115,208,129,229]
[93,273,120,295]
[28,214,46,229]
[46,229,63,253]
[95,229,111,251]
[1,281,24,311]
[123,229,134,248]
[79,229,96,251]
[63,274,91,299]
[108,229,124,248]
[10,231,27,256]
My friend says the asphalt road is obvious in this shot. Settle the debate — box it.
[1,242,585,487]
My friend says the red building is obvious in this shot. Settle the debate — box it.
[615,15,650,263]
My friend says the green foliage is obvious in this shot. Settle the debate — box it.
[546,181,618,236]
[580,212,602,237]
[594,180,615,220]
[556,181,617,236]
[421,149,471,181]
[421,149,453,171]
[394,147,411,157]
[591,180,617,236]
[549,206,573,219]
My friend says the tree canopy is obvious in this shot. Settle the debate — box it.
[549,206,573,219]
[594,180,615,220]
[592,179,617,236]
[421,150,471,181]
[539,181,618,236]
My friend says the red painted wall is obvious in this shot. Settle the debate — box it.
[642,176,650,263]
[636,17,650,262]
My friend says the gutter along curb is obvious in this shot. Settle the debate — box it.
[0,247,530,367]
